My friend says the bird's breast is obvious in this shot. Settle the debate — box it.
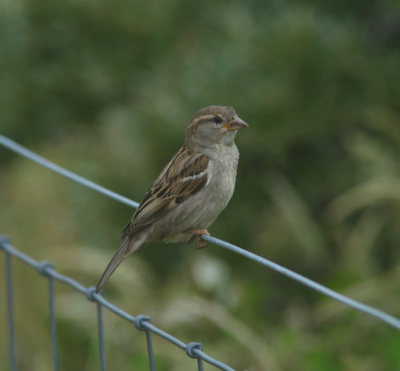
[150,144,240,244]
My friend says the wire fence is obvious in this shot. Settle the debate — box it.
[1,134,400,371]
[0,236,226,371]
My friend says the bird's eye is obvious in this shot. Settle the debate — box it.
[213,116,223,124]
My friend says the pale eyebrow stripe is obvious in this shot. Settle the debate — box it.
[192,114,217,125]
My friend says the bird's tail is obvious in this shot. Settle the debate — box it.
[96,235,145,293]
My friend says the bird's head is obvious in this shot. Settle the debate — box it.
[185,106,248,149]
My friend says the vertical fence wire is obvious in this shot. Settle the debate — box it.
[97,301,107,371]
[133,315,156,371]
[48,275,59,371]
[145,328,156,371]
[5,251,17,371]
[37,261,59,371]
[197,355,204,371]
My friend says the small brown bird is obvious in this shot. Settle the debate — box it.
[96,106,248,292]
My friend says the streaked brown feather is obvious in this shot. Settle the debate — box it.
[121,145,209,238]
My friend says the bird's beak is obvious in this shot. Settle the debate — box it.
[224,117,249,131]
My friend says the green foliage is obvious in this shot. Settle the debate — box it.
[1,0,400,370]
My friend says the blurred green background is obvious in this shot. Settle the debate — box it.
[1,0,400,370]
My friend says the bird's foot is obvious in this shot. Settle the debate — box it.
[184,228,210,249]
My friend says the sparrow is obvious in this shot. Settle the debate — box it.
[96,105,248,292]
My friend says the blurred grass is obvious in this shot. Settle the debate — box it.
[1,0,400,370]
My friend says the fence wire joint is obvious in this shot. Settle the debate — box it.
[0,235,11,248]
[134,315,151,331]
[186,342,203,358]
[37,261,54,276]
[86,286,98,302]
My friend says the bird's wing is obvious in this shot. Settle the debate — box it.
[121,145,210,238]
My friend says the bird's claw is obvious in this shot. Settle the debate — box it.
[185,228,210,249]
